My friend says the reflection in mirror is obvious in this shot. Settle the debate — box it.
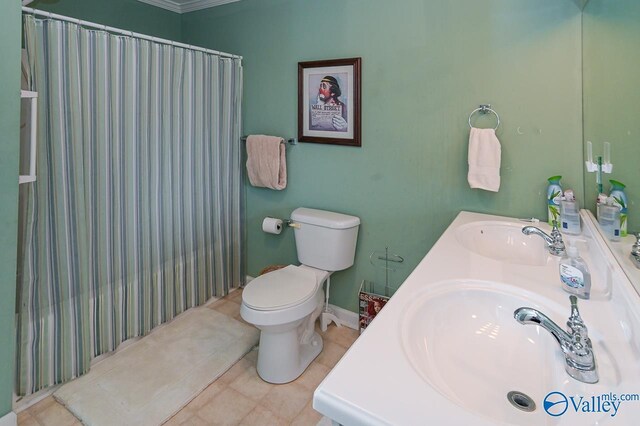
[583,0,640,286]
[584,211,640,296]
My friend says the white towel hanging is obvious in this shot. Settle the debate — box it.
[467,127,501,192]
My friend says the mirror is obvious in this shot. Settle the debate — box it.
[582,0,640,286]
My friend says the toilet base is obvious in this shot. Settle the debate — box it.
[320,307,344,332]
[256,331,323,384]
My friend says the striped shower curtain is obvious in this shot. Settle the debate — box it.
[16,15,244,395]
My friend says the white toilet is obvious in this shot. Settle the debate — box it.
[241,207,360,384]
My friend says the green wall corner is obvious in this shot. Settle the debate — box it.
[0,0,21,418]
[182,0,584,312]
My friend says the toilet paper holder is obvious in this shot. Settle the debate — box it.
[262,217,300,234]
[284,219,300,229]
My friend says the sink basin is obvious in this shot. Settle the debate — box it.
[314,212,640,426]
[456,221,551,266]
[400,280,618,425]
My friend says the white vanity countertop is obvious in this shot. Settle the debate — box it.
[598,231,640,288]
[313,211,640,426]
[579,209,640,289]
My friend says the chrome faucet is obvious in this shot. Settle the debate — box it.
[522,221,566,256]
[631,232,640,269]
[514,295,598,384]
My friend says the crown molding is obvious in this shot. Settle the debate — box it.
[137,0,240,14]
[137,0,182,13]
[181,0,240,13]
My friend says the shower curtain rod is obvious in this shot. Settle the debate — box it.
[22,6,243,61]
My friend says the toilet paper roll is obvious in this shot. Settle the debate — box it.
[262,217,283,235]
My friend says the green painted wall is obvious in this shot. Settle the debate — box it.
[0,1,21,418]
[583,0,639,232]
[29,0,182,40]
[182,0,585,312]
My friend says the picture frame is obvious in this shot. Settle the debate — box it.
[298,57,361,147]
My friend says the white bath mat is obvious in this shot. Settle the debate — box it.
[54,307,259,426]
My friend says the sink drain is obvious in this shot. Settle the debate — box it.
[507,391,536,412]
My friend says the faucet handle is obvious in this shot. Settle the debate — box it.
[567,296,590,342]
[569,295,580,318]
[631,234,640,268]
[550,221,566,255]
[632,232,640,255]
[551,220,562,239]
[568,296,585,328]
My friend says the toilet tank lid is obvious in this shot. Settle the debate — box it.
[291,207,360,229]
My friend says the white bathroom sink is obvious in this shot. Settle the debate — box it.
[399,279,626,425]
[314,211,640,426]
[455,221,552,266]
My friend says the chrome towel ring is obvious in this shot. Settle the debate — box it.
[468,104,500,130]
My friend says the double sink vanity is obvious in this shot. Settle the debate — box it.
[313,211,640,425]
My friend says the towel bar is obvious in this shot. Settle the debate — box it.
[468,104,500,130]
[241,136,298,145]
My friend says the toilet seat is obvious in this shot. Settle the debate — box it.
[243,265,319,311]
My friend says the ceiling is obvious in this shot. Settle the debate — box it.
[139,0,590,15]
[137,0,240,14]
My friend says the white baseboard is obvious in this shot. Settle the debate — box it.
[0,411,16,426]
[327,304,358,330]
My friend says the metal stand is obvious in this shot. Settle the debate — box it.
[358,247,404,332]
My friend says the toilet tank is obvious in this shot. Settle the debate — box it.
[291,207,360,272]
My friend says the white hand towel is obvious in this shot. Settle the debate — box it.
[467,127,501,192]
[246,135,287,190]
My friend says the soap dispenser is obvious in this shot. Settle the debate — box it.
[559,245,591,299]
[560,189,581,235]
[598,197,621,242]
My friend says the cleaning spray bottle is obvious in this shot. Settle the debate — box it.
[609,180,628,237]
[547,176,563,226]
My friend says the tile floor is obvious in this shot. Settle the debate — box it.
[17,288,359,426]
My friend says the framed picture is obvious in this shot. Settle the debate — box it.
[298,57,361,147]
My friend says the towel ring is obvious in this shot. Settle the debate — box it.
[468,104,500,130]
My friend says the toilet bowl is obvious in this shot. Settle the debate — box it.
[241,207,360,383]
[241,265,329,384]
